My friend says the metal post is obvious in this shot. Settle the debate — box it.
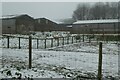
[98,42,102,80]
[29,36,32,69]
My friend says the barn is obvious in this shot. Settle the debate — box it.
[58,24,72,31]
[34,18,58,32]
[0,14,34,34]
[71,19,119,34]
[34,18,71,32]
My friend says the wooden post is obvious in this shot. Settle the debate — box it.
[98,42,102,80]
[83,34,84,42]
[29,36,32,69]
[51,38,53,47]
[62,37,64,45]
[37,39,39,49]
[7,36,9,48]
[57,38,59,46]
[18,37,21,49]
[72,36,73,44]
[44,39,46,49]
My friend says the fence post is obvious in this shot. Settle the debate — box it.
[29,36,32,69]
[57,38,59,46]
[7,36,9,48]
[51,38,53,47]
[98,42,102,80]
[18,37,21,49]
[83,34,84,42]
[37,39,39,49]
[44,39,46,49]
[72,36,73,44]
[62,37,64,45]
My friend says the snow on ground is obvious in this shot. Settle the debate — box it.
[0,36,77,49]
[48,42,119,55]
[0,41,119,79]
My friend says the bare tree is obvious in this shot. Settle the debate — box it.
[72,3,90,20]
[72,2,119,20]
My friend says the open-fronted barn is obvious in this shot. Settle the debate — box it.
[1,14,34,34]
[71,19,120,34]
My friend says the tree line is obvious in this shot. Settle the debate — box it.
[72,2,119,21]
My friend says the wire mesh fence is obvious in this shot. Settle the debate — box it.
[0,34,119,79]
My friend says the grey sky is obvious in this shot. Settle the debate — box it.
[2,2,79,21]
[2,1,120,22]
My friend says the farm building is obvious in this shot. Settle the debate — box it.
[34,18,70,32]
[58,24,72,31]
[0,14,34,34]
[71,19,120,34]
[34,18,58,32]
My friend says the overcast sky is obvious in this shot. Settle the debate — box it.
[2,2,79,21]
[1,0,120,22]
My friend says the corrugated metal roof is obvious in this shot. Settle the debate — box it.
[73,19,119,24]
